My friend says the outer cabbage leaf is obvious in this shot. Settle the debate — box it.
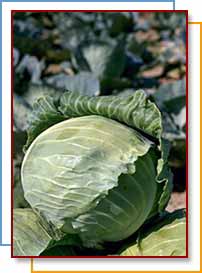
[14,169,29,209]
[153,79,186,115]
[120,209,186,256]
[24,96,65,151]
[59,90,162,140]
[40,234,82,256]
[153,79,186,142]
[45,72,100,97]
[75,40,126,80]
[13,209,52,256]
[25,90,161,149]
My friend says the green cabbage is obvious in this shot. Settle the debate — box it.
[14,90,176,255]
[120,209,186,256]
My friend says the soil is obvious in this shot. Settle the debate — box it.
[166,191,186,212]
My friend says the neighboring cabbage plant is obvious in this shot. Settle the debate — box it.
[120,209,186,256]
[13,90,186,256]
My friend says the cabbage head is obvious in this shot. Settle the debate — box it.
[14,90,174,256]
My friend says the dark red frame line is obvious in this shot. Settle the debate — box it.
[11,9,189,259]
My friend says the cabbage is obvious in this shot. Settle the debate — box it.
[14,90,180,256]
[120,209,186,256]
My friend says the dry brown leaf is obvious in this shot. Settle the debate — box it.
[135,29,160,43]
[166,192,186,212]
[45,64,63,75]
[42,16,54,28]
[159,78,177,85]
[140,64,164,78]
[167,68,181,79]
[63,67,74,76]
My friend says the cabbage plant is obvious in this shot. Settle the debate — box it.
[120,209,186,256]
[13,90,186,256]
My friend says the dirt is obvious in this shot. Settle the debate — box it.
[166,191,186,212]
